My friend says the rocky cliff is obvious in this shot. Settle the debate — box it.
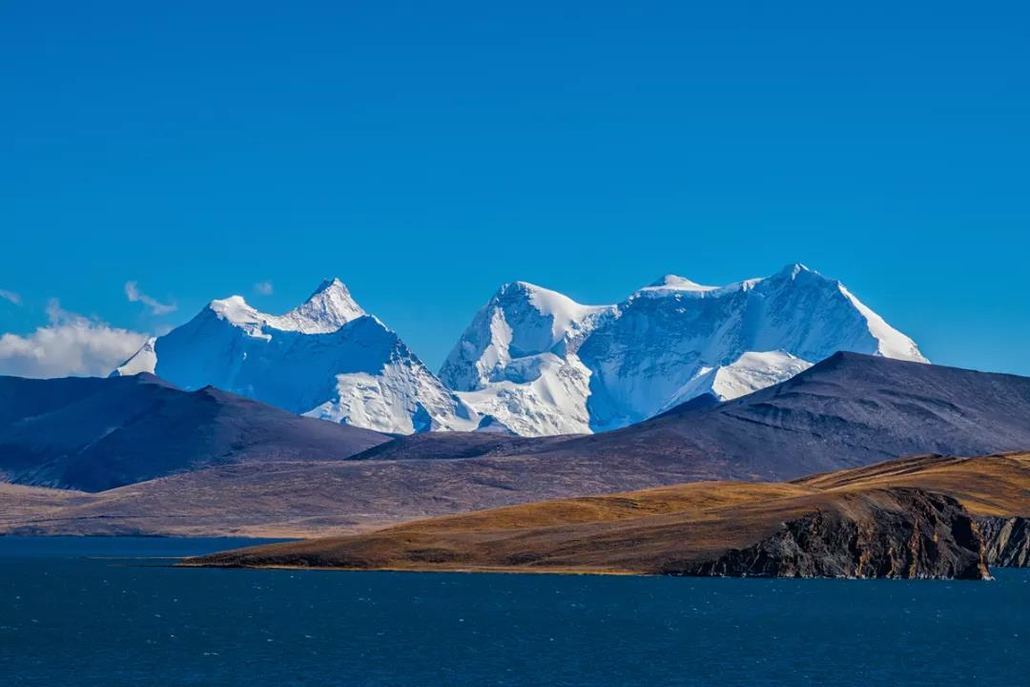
[977,516,1030,568]
[676,490,989,579]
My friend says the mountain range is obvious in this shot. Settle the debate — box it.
[7,267,1023,576]
[114,264,926,436]
[4,354,1029,535]
[443,263,926,434]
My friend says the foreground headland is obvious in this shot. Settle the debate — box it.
[187,453,1029,579]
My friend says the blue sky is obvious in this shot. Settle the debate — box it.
[1,1,1028,375]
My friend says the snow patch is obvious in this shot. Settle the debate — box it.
[456,353,594,436]
[838,285,928,363]
[112,337,158,376]
[661,351,814,409]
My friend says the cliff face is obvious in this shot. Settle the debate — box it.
[673,490,990,580]
[978,517,1030,568]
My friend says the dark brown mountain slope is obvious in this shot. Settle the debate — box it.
[0,374,389,491]
[471,353,1030,480]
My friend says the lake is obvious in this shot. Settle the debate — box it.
[0,537,1026,686]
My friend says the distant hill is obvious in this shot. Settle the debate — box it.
[535,352,1030,480]
[376,352,1030,481]
[350,431,567,462]
[0,374,389,491]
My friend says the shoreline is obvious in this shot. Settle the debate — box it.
[175,560,1004,581]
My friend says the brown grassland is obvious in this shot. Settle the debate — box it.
[188,452,1029,575]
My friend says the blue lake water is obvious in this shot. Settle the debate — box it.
[0,537,1026,686]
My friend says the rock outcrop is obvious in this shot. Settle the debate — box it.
[977,516,1030,568]
[675,489,989,579]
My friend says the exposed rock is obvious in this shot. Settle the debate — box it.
[977,516,1030,567]
[669,489,989,580]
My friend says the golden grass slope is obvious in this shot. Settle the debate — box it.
[795,453,1030,517]
[189,452,1029,575]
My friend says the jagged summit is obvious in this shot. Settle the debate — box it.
[772,262,812,279]
[492,281,608,323]
[490,280,580,315]
[500,280,544,293]
[281,277,366,333]
[314,276,344,291]
[113,279,474,435]
[201,278,366,336]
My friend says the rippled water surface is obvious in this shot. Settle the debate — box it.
[0,537,1026,686]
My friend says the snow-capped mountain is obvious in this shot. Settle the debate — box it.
[113,279,476,434]
[443,264,927,435]
[439,281,613,435]
[113,265,926,438]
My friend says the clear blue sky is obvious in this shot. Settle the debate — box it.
[1,1,1028,374]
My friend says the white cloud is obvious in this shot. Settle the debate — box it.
[254,281,274,296]
[0,289,21,305]
[0,300,149,378]
[124,281,177,315]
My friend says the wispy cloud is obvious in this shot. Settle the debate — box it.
[254,281,274,296]
[0,289,21,305]
[0,299,149,378]
[124,281,177,315]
